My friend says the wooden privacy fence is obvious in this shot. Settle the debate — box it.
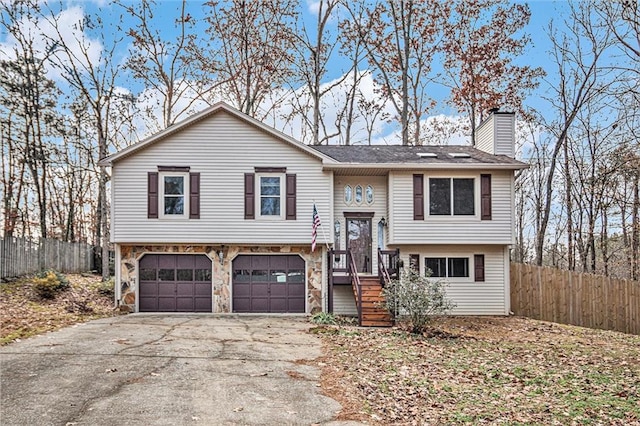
[511,263,639,335]
[0,237,95,280]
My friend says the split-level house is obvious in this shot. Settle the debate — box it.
[99,102,526,326]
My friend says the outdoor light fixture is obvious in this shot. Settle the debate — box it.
[379,217,387,227]
[218,246,224,265]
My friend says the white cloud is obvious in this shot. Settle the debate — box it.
[0,5,103,83]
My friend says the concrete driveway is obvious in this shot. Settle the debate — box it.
[0,315,351,426]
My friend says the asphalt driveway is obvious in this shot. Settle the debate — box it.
[0,315,351,426]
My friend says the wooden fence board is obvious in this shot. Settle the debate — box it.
[1,237,96,279]
[510,263,639,335]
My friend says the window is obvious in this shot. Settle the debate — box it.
[245,171,296,220]
[161,173,188,218]
[429,178,475,216]
[425,257,469,278]
[344,183,374,206]
[259,175,282,217]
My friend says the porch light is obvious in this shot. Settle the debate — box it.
[378,217,387,227]
[218,246,224,264]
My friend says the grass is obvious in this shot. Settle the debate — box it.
[316,316,640,425]
[1,273,118,345]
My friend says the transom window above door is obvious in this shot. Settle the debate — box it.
[344,184,374,206]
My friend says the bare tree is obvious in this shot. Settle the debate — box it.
[343,0,449,145]
[200,0,298,118]
[118,0,205,130]
[442,0,544,145]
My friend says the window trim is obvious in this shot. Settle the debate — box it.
[159,171,189,219]
[256,173,284,219]
[427,176,478,218]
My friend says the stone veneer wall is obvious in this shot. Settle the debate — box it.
[118,244,323,314]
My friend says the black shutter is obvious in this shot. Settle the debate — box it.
[413,174,424,220]
[481,174,492,220]
[286,174,296,220]
[474,254,485,282]
[244,173,255,219]
[189,173,200,219]
[409,254,420,272]
[148,172,158,219]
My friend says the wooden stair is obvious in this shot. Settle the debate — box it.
[354,276,394,327]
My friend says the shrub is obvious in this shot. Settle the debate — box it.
[96,278,115,298]
[310,312,338,325]
[382,268,456,334]
[32,270,70,299]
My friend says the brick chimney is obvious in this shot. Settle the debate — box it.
[475,109,515,158]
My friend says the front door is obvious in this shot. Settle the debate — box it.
[347,218,372,273]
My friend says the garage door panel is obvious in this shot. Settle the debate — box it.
[270,283,287,297]
[158,297,176,311]
[234,298,251,312]
[194,297,212,312]
[288,283,305,297]
[176,297,194,311]
[251,283,269,297]
[269,298,287,313]
[288,298,305,313]
[251,298,269,312]
[194,283,211,296]
[138,254,212,313]
[234,283,251,297]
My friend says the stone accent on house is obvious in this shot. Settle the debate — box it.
[117,244,323,314]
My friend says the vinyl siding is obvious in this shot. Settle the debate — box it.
[475,113,515,157]
[389,170,514,245]
[332,285,357,316]
[333,176,388,272]
[112,112,331,244]
[394,244,509,315]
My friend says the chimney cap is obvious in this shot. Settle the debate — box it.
[488,107,500,113]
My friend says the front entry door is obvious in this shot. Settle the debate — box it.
[347,218,372,273]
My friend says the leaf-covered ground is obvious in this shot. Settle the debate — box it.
[314,317,640,425]
[0,274,118,345]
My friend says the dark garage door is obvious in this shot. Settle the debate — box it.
[139,254,212,312]
[232,255,305,313]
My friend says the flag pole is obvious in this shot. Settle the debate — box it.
[313,200,331,250]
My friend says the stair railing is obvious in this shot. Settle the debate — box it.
[378,248,392,287]
[347,249,363,326]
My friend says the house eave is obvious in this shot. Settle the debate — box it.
[322,162,529,172]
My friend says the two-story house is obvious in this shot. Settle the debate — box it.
[99,102,526,325]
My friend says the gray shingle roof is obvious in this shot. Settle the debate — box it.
[310,145,525,166]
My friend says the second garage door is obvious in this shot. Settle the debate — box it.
[232,255,305,313]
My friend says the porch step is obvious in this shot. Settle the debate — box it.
[353,276,393,327]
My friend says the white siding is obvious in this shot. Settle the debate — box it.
[495,114,515,157]
[112,112,331,244]
[333,176,388,272]
[395,244,509,315]
[474,113,515,157]
[332,285,357,316]
[389,170,514,245]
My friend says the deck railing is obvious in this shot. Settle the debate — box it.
[347,249,363,326]
[378,248,400,284]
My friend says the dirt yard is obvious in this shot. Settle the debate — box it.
[314,316,640,425]
[0,273,118,345]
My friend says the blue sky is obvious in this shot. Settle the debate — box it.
[1,0,573,144]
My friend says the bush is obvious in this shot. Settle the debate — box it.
[310,312,338,325]
[382,268,455,334]
[96,278,115,298]
[32,270,70,299]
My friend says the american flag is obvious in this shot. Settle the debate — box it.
[311,204,321,252]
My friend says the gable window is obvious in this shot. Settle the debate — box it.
[429,178,475,216]
[425,257,469,278]
[149,168,200,219]
[157,172,191,219]
[259,175,282,217]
